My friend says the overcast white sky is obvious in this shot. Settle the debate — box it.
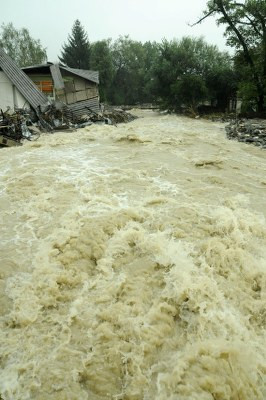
[1,0,230,61]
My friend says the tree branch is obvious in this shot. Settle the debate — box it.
[189,9,215,27]
[244,15,263,37]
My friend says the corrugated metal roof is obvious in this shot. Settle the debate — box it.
[22,62,53,70]
[66,97,100,120]
[0,48,48,110]
[21,62,99,85]
[50,64,65,90]
[61,66,99,84]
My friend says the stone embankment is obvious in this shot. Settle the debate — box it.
[225,119,266,149]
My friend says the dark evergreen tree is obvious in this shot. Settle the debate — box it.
[59,20,90,69]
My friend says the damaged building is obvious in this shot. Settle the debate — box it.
[0,48,100,146]
[1,48,135,148]
[0,49,100,118]
[22,63,100,118]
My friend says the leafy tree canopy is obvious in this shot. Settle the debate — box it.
[0,22,47,67]
[151,37,234,111]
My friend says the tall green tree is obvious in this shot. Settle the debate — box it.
[194,0,266,111]
[0,23,47,67]
[90,39,114,102]
[140,41,160,103]
[110,36,146,105]
[109,38,159,105]
[59,20,90,69]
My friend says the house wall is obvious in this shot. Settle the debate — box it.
[0,71,29,111]
[26,73,54,97]
[23,68,99,106]
[74,76,98,99]
[58,73,98,105]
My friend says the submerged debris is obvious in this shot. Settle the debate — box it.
[102,108,137,124]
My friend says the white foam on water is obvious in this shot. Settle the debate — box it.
[0,111,265,399]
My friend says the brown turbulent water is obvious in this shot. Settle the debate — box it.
[0,110,265,400]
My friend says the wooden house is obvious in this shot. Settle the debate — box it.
[22,63,100,118]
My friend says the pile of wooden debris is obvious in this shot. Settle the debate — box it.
[0,106,137,148]
[0,105,70,147]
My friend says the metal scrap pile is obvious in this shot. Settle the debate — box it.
[0,109,32,147]
[37,104,72,132]
[0,105,72,148]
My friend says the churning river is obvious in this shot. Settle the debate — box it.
[0,110,265,400]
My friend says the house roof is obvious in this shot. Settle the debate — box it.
[21,62,53,70]
[0,48,48,110]
[66,96,100,119]
[21,63,99,85]
[60,66,99,84]
[49,64,65,90]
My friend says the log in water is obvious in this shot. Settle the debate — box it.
[0,110,265,399]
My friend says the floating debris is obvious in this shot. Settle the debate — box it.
[102,108,137,124]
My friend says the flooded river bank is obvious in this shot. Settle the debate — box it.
[0,110,265,399]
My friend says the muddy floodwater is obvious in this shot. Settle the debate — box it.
[0,110,265,399]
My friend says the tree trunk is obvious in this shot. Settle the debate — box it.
[258,93,264,112]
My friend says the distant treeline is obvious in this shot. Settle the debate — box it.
[58,20,236,112]
[1,0,265,113]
